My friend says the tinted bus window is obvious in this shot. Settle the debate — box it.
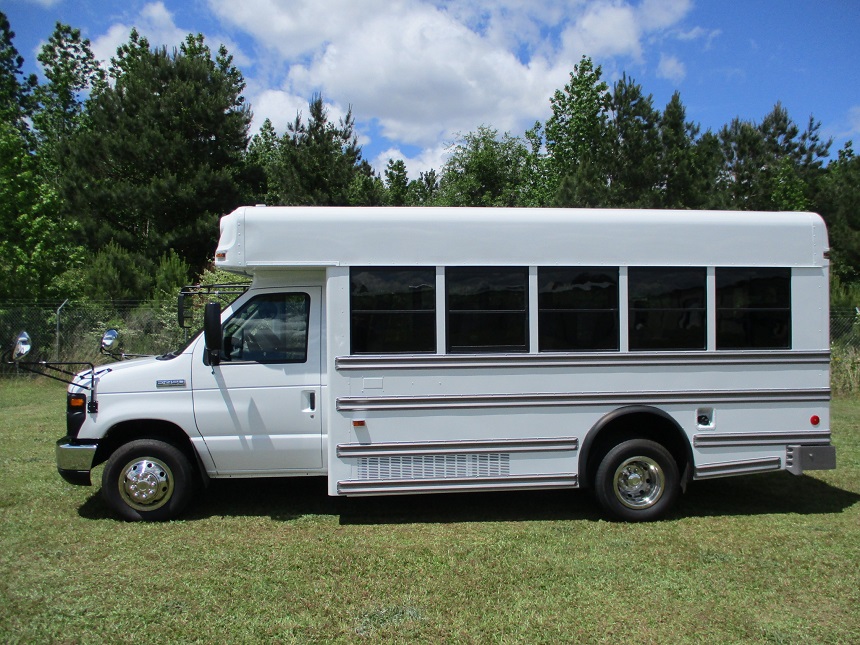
[716,268,791,349]
[629,267,706,350]
[447,267,528,353]
[351,268,436,353]
[539,267,619,351]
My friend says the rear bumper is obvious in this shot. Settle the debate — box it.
[56,437,98,486]
[786,444,837,475]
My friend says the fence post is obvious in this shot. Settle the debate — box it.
[55,299,68,361]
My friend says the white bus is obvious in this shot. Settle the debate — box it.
[48,206,835,521]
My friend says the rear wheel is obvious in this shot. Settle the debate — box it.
[594,439,679,522]
[102,439,194,521]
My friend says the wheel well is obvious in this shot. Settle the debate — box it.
[579,406,691,489]
[93,420,200,475]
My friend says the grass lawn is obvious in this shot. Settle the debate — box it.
[1,378,858,643]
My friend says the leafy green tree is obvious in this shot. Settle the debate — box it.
[60,30,251,272]
[0,12,36,134]
[348,160,386,205]
[817,143,860,281]
[437,125,529,206]
[657,92,697,208]
[384,158,409,206]
[718,103,830,211]
[718,117,769,209]
[0,120,83,299]
[152,249,190,302]
[33,23,105,181]
[519,121,552,207]
[245,117,279,204]
[267,95,363,205]
[544,56,611,201]
[75,241,154,303]
[605,74,661,207]
[407,169,440,205]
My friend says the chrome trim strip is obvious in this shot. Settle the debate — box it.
[693,457,782,479]
[337,388,831,412]
[694,430,832,448]
[337,436,579,458]
[336,350,830,371]
[337,473,578,495]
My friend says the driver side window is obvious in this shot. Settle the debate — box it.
[221,293,310,363]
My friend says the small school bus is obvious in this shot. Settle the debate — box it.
[47,206,836,521]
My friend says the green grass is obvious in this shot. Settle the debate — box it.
[1,379,858,643]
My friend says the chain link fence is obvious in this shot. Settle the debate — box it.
[0,300,184,374]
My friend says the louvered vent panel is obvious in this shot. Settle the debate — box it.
[357,453,510,480]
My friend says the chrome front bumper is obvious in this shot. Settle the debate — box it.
[56,438,98,486]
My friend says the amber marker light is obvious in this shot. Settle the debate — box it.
[68,394,86,408]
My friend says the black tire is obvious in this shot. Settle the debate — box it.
[101,439,195,521]
[594,439,680,522]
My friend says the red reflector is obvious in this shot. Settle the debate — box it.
[69,395,86,408]
[352,420,366,428]
[810,415,820,426]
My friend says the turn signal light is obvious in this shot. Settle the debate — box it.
[68,394,86,409]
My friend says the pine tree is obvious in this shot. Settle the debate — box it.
[60,31,251,273]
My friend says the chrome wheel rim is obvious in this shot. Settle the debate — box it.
[613,456,665,509]
[118,457,174,512]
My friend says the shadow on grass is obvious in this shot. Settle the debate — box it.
[683,471,860,518]
[76,470,859,524]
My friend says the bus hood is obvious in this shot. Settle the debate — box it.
[70,352,193,396]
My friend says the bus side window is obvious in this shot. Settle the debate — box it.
[628,267,706,351]
[716,268,791,349]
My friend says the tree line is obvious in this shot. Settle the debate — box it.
[2,13,859,305]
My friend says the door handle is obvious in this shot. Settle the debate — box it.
[309,391,316,411]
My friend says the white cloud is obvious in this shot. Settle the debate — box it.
[373,144,448,181]
[676,26,721,49]
[90,2,250,69]
[637,0,692,31]
[247,89,309,134]
[561,3,642,62]
[657,53,686,83]
[846,106,860,137]
[206,0,695,173]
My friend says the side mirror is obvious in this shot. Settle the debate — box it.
[177,292,192,329]
[203,302,222,366]
[101,329,120,352]
[12,331,31,361]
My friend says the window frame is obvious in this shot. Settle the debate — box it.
[628,266,707,351]
[446,266,530,354]
[220,292,311,364]
[715,267,792,350]
[350,266,437,355]
[537,266,620,352]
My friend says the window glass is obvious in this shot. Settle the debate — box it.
[447,267,528,353]
[629,267,706,350]
[221,292,310,363]
[351,268,436,354]
[716,268,791,349]
[539,268,619,351]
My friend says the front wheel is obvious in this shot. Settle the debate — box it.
[594,439,680,522]
[102,439,195,521]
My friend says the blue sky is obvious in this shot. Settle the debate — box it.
[6,0,860,177]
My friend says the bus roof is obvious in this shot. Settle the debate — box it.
[214,206,829,273]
